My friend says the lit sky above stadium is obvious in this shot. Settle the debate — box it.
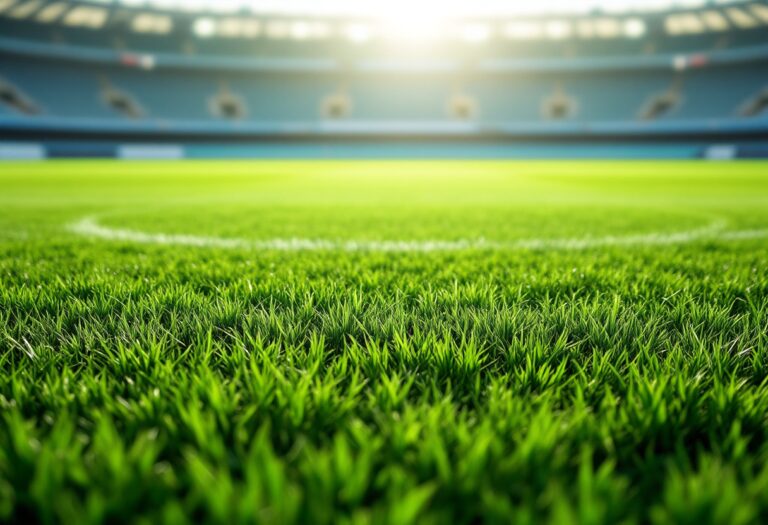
[107,0,742,16]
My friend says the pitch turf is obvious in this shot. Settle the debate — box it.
[1,160,768,524]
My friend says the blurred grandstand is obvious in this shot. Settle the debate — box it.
[0,0,767,158]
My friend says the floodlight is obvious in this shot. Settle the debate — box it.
[192,17,215,37]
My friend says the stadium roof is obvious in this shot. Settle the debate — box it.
[2,0,767,42]
[86,0,749,17]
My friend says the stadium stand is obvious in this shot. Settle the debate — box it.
[2,56,765,125]
[0,0,767,157]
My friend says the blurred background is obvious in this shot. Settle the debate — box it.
[0,0,767,159]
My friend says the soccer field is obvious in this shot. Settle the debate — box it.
[2,160,768,524]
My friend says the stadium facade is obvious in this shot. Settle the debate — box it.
[0,0,767,158]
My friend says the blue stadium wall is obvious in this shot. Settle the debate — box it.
[2,140,768,160]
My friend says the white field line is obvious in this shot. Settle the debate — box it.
[68,216,768,253]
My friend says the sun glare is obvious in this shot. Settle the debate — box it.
[104,0,730,18]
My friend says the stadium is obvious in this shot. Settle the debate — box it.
[1,0,768,523]
[1,0,768,157]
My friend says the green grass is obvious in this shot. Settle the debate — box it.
[1,160,768,524]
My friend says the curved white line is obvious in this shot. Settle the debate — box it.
[67,216,767,253]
